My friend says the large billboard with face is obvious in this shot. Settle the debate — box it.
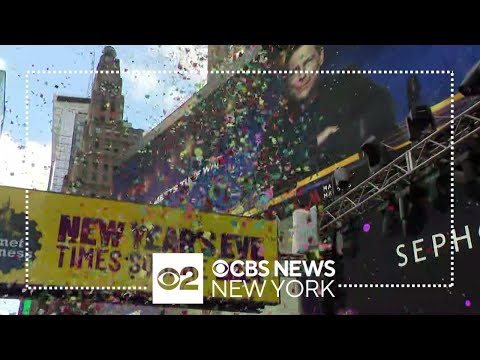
[113,45,480,216]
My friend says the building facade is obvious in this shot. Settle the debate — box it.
[0,70,6,138]
[67,46,143,198]
[207,45,248,82]
[48,96,90,193]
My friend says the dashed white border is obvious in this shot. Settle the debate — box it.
[23,69,455,291]
[24,74,29,289]
[28,286,145,291]
[450,72,455,288]
[26,69,453,75]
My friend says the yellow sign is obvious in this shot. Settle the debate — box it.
[0,186,279,304]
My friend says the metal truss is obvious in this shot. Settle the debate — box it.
[319,98,480,232]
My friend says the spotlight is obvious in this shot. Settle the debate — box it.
[459,60,480,97]
[332,167,351,192]
[406,105,437,142]
[361,135,391,175]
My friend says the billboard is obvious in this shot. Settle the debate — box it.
[0,186,279,304]
[113,45,480,217]
[0,70,5,136]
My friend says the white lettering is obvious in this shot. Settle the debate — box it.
[305,280,319,298]
[271,279,285,298]
[432,233,446,257]
[413,239,426,263]
[303,260,324,277]
[321,280,335,297]
[211,281,227,297]
[452,226,472,252]
[244,280,266,298]
[289,260,302,277]
[396,244,408,267]
[285,280,303,298]
[274,261,289,277]
[229,280,242,298]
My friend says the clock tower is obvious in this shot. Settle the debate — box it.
[66,46,143,198]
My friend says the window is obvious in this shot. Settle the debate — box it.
[113,148,118,153]
[93,162,98,170]
[95,141,99,149]
[103,164,109,171]
[92,173,97,182]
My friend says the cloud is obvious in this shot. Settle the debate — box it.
[122,45,208,128]
[0,58,6,70]
[0,133,51,190]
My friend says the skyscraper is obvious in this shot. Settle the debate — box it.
[48,95,90,192]
[0,70,6,138]
[67,46,143,198]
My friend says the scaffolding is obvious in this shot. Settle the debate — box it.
[319,98,480,232]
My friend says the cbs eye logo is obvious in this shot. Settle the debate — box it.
[157,267,199,291]
[152,253,204,305]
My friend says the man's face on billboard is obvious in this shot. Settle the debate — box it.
[287,45,324,101]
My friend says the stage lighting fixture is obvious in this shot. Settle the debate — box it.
[333,167,351,192]
[361,135,390,174]
[459,60,480,97]
[406,105,437,142]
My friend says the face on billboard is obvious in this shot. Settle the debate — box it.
[286,45,323,101]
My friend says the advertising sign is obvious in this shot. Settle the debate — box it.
[0,186,279,304]
[114,45,480,218]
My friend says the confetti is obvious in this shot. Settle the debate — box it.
[362,223,371,233]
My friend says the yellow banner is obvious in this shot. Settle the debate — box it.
[0,186,279,304]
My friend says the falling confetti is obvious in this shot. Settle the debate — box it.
[362,223,371,233]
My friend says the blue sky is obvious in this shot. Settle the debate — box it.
[0,45,207,144]
[0,45,208,189]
